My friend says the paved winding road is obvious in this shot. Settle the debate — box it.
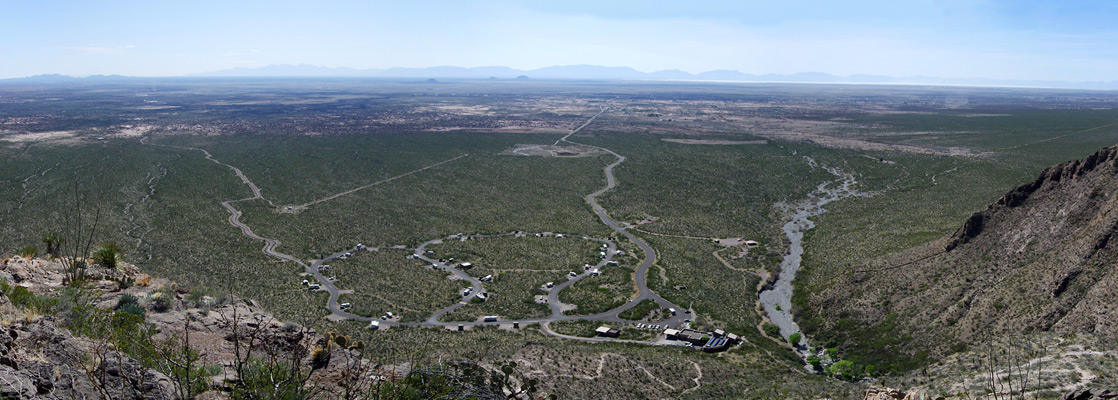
[154,104,688,344]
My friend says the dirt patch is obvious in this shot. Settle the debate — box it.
[955,113,1010,117]
[504,144,601,157]
[661,139,767,145]
[278,205,307,214]
[715,237,746,247]
[0,131,76,143]
[427,127,568,134]
[756,131,978,156]
[115,125,155,137]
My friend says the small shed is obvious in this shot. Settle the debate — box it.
[725,333,740,344]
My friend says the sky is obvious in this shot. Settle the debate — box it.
[2,0,1118,81]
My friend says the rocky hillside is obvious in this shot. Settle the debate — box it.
[802,145,1118,371]
[0,256,406,399]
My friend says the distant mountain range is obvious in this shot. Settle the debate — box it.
[188,64,1118,89]
[5,65,1118,90]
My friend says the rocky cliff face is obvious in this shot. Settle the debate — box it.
[808,145,1118,361]
[0,317,175,399]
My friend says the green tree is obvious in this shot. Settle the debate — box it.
[828,360,857,381]
[807,355,823,371]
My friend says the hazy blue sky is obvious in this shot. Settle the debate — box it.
[3,0,1117,81]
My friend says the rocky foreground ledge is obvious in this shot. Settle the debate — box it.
[861,387,1116,400]
[0,256,385,399]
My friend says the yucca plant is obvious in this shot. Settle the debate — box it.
[19,246,38,259]
[92,241,121,270]
[41,233,61,259]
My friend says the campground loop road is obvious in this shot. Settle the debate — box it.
[152,104,688,344]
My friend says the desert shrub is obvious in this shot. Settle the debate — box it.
[618,299,660,320]
[233,358,308,400]
[0,279,58,314]
[184,286,219,308]
[18,246,37,259]
[762,322,780,338]
[148,290,172,313]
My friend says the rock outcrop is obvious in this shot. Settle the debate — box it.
[0,256,378,399]
[862,387,926,400]
[810,144,1118,368]
[1061,389,1118,400]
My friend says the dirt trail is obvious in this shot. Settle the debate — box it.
[152,142,276,208]
[549,353,681,392]
[294,153,469,209]
[122,163,167,257]
[553,106,605,146]
[14,162,59,213]
[631,228,719,242]
[681,361,703,395]
[1000,122,1118,151]
[146,141,301,267]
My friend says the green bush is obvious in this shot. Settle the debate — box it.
[762,322,780,338]
[807,356,822,371]
[149,290,172,313]
[1,279,58,314]
[828,360,857,381]
[788,333,802,345]
[234,358,308,399]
